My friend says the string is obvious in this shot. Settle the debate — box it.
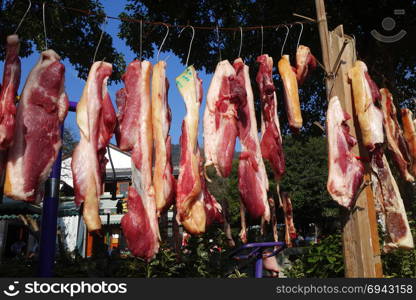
[139,19,143,61]
[216,26,222,61]
[238,27,243,58]
[178,26,195,67]
[260,25,264,55]
[43,2,312,31]
[296,22,303,49]
[156,24,169,61]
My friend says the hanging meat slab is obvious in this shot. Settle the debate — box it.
[295,45,317,86]
[4,50,68,202]
[280,192,296,248]
[278,55,302,133]
[234,58,270,221]
[0,34,21,150]
[257,54,285,181]
[176,65,222,234]
[326,96,364,208]
[116,60,160,260]
[380,88,414,182]
[72,61,116,231]
[402,108,416,176]
[152,60,176,214]
[348,61,384,151]
[203,60,238,178]
[371,151,414,252]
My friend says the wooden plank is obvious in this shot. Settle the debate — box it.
[315,0,383,277]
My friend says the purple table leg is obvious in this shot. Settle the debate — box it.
[255,256,263,278]
[38,126,64,277]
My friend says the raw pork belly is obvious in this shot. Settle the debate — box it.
[117,60,160,260]
[256,54,285,181]
[176,66,222,234]
[295,45,317,85]
[280,192,296,248]
[203,60,238,177]
[152,61,176,214]
[233,58,270,221]
[5,50,68,202]
[326,96,364,208]
[72,61,116,231]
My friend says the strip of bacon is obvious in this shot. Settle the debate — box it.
[402,108,416,176]
[234,58,270,221]
[72,61,116,231]
[278,55,302,133]
[176,66,222,234]
[280,192,296,248]
[380,88,414,182]
[5,50,68,202]
[203,60,238,178]
[295,45,317,86]
[257,54,285,181]
[326,96,364,208]
[117,60,159,260]
[0,34,21,150]
[152,61,176,214]
[348,61,384,151]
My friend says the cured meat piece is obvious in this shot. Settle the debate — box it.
[380,88,414,182]
[402,108,416,176]
[371,150,414,252]
[0,34,21,149]
[4,50,68,202]
[234,58,270,221]
[280,192,296,248]
[263,256,280,277]
[203,60,238,178]
[256,54,285,181]
[239,203,248,243]
[295,45,317,85]
[176,66,222,234]
[152,61,176,214]
[348,61,384,151]
[278,55,302,132]
[72,61,116,231]
[326,96,364,208]
[117,60,159,260]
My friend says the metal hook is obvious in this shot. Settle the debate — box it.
[139,19,143,61]
[260,25,264,55]
[14,0,31,34]
[42,2,48,50]
[178,25,195,67]
[157,24,169,62]
[93,16,107,63]
[216,26,222,62]
[276,24,290,57]
[295,22,303,50]
[238,27,243,58]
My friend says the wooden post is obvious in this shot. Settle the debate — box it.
[315,0,383,277]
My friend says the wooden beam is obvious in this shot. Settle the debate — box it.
[314,0,383,278]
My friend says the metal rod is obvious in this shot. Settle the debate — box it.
[38,125,63,277]
[254,256,263,278]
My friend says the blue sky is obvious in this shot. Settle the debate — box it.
[0,0,216,147]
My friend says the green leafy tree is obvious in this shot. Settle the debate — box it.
[0,0,125,81]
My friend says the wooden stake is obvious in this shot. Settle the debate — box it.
[315,0,383,278]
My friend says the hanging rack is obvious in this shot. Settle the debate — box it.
[92,16,107,63]
[139,19,143,61]
[42,2,48,50]
[260,25,264,55]
[216,26,222,62]
[14,0,31,34]
[178,25,195,67]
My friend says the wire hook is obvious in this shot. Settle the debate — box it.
[139,19,143,61]
[178,25,195,67]
[295,22,303,50]
[93,16,107,63]
[14,0,31,34]
[238,27,243,58]
[42,2,48,50]
[276,24,290,57]
[260,25,264,55]
[216,26,222,62]
[157,24,169,62]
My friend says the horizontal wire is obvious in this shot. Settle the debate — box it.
[49,3,313,31]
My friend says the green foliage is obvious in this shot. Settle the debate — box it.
[284,234,344,278]
[62,128,77,157]
[0,0,125,82]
